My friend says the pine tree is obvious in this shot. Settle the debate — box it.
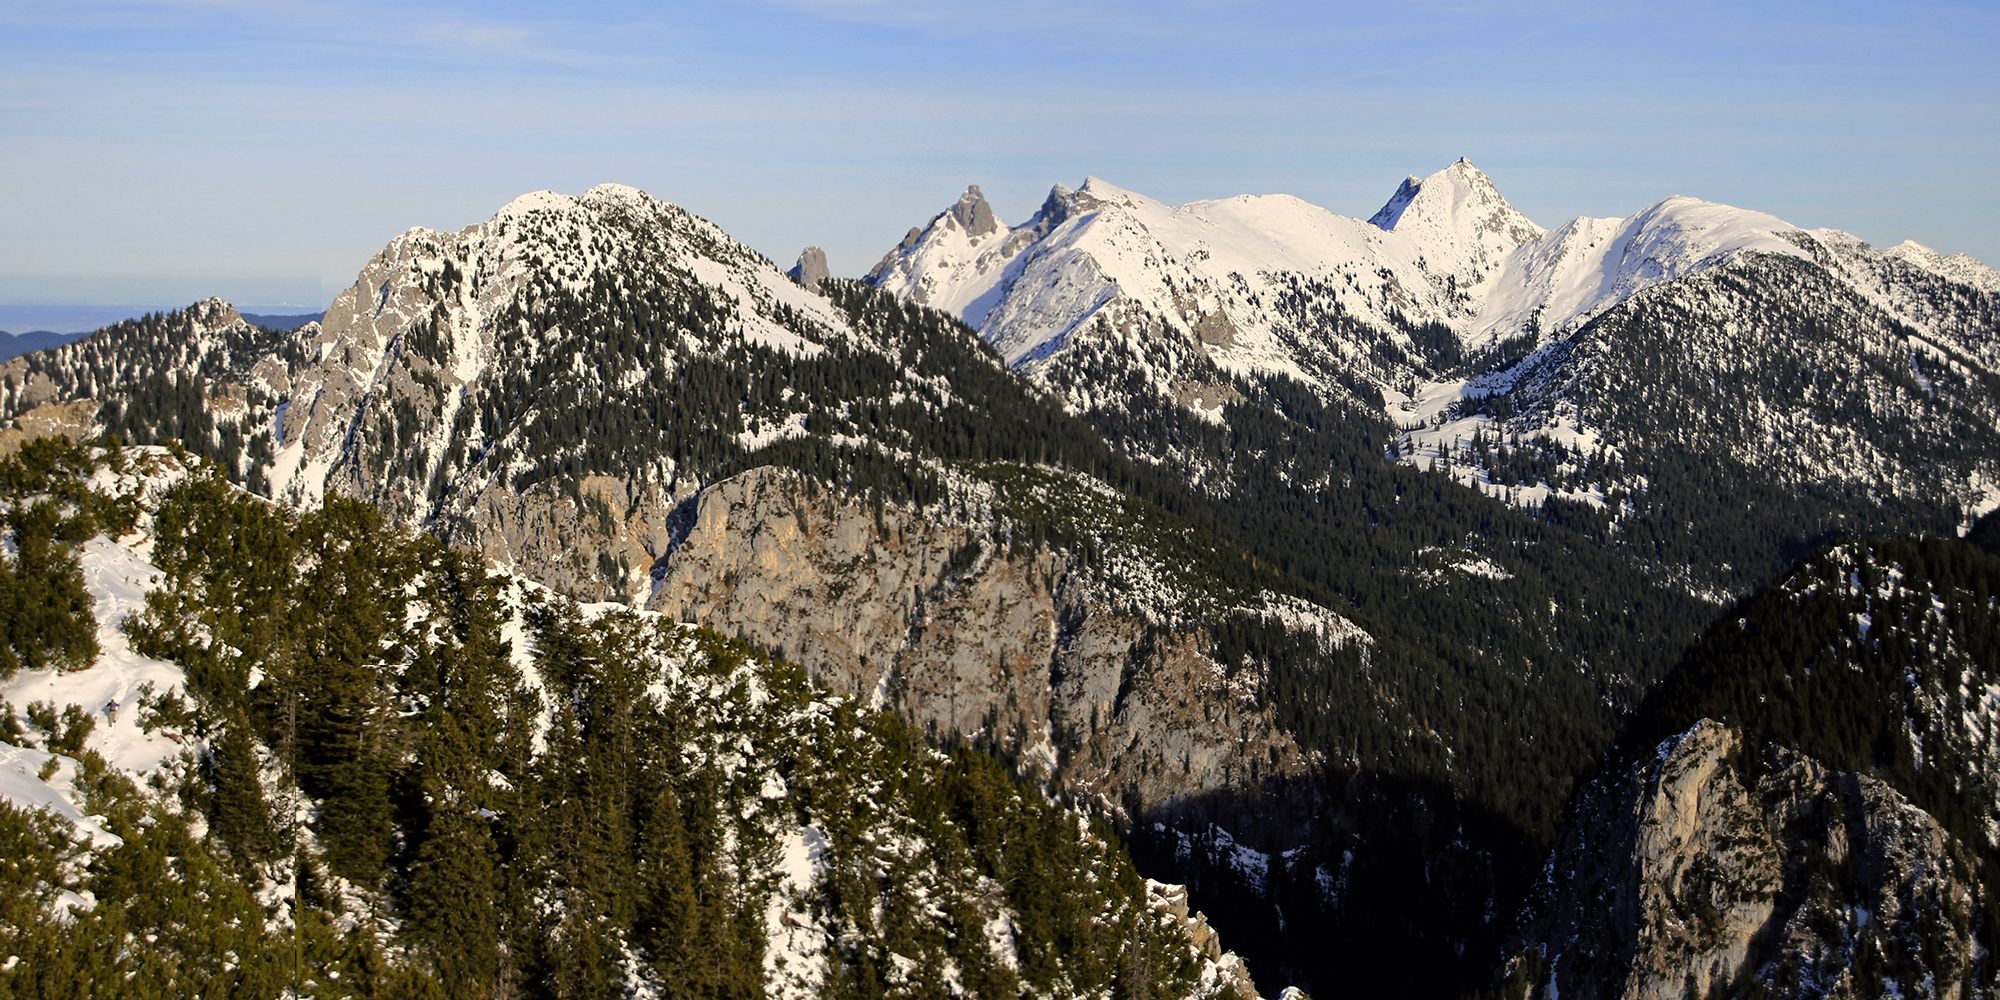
[210,706,277,865]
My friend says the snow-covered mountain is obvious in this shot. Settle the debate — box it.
[866,160,1547,399]
[0,182,1378,847]
[869,161,2000,595]
[869,158,1997,396]
[266,183,859,515]
[3,185,914,599]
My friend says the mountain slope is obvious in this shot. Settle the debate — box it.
[1403,245,2000,595]
[0,445,1259,1000]
[1469,196,1806,347]
[1506,531,2000,999]
[872,163,2000,601]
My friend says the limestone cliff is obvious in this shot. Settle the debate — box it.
[1510,719,1993,1000]
[647,464,1349,812]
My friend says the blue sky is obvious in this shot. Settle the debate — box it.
[2,0,1995,327]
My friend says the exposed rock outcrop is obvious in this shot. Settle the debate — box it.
[0,399,98,456]
[1149,880,1261,1000]
[1509,719,1993,1000]
[787,245,829,286]
[952,184,999,237]
[647,465,1325,810]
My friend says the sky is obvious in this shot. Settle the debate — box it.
[1,0,1995,329]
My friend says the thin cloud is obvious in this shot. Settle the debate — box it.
[1,0,601,66]
[408,19,583,64]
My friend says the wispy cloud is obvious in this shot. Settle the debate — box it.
[0,0,608,66]
[752,0,1348,51]
[405,18,589,64]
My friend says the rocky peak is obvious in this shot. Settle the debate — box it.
[1359,157,1547,305]
[864,186,1002,289]
[1036,182,1081,228]
[787,245,829,286]
[186,297,246,336]
[1382,158,1542,248]
[1367,175,1425,231]
[950,183,1000,236]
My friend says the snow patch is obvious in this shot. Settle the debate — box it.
[763,825,830,1000]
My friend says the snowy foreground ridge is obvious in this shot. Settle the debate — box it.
[1,453,189,854]
[0,448,1261,1000]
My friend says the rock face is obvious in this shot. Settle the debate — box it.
[787,245,829,286]
[952,184,1000,236]
[1148,880,1261,1000]
[0,399,97,456]
[648,465,1329,810]
[1511,719,1993,1000]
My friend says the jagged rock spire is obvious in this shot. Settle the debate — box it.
[951,184,999,236]
[788,246,829,286]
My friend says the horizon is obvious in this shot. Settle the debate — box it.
[4,1,1996,320]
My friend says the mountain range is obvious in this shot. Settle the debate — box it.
[0,329,88,363]
[869,160,1999,587]
[0,159,1996,999]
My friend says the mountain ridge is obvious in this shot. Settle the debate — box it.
[869,161,2000,597]
[0,164,1994,999]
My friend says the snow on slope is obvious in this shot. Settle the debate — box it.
[1472,196,1810,349]
[1368,157,1545,298]
[870,160,1547,387]
[268,182,857,512]
[871,158,1998,402]
[866,159,1890,412]
[2,449,193,840]
[1887,240,2000,295]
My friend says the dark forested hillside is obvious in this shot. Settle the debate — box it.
[1625,532,2000,872]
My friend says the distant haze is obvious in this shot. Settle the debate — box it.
[3,1,1995,306]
